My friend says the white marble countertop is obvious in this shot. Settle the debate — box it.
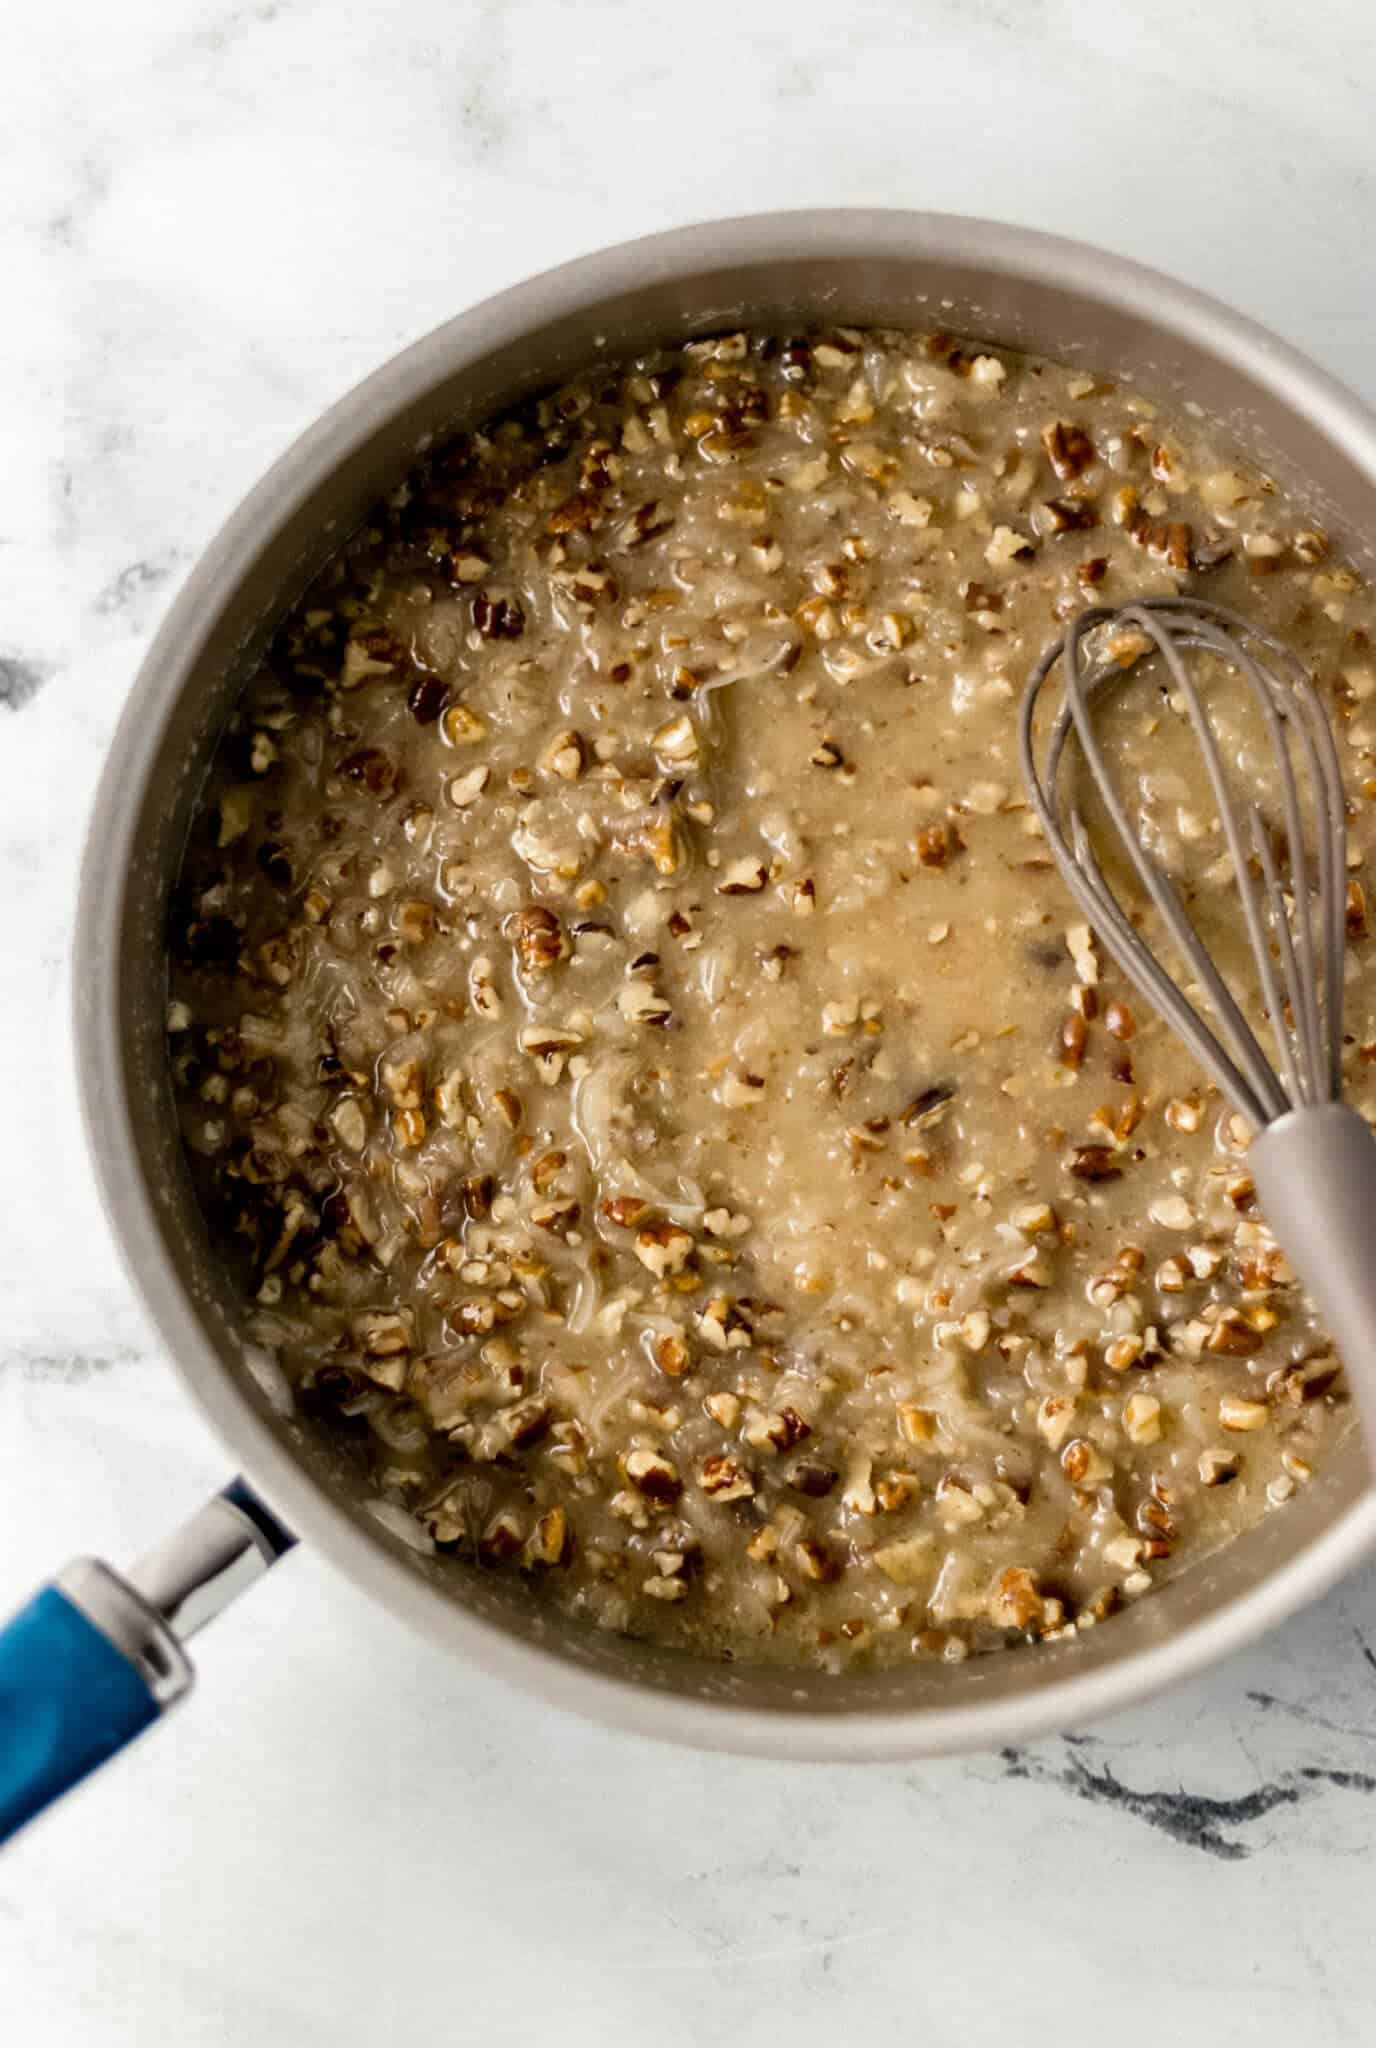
[5,2,1376,2040]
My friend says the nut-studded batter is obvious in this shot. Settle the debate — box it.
[166,327,1370,1670]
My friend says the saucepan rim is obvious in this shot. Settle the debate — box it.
[74,208,1376,1759]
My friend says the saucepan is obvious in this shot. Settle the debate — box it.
[9,211,1376,1837]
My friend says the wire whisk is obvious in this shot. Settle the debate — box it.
[1019,596,1348,1129]
[1020,594,1376,1446]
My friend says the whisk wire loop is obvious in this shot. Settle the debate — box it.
[1144,604,1318,1103]
[1019,596,1347,1128]
[1247,808,1309,1109]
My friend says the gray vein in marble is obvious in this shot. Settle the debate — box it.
[1246,1688,1376,1743]
[93,554,183,621]
[51,462,77,551]
[0,656,54,711]
[930,0,1048,32]
[446,3,517,163]
[45,156,111,247]
[776,64,818,101]
[190,1,289,54]
[456,84,513,164]
[1304,1766,1376,1793]
[6,1345,146,1385]
[999,1738,1376,1859]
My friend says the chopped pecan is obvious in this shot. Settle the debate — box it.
[624,1448,683,1503]
[502,1398,552,1449]
[1066,1145,1122,1182]
[1059,1013,1088,1069]
[546,493,604,534]
[917,821,961,868]
[902,1080,956,1127]
[788,1459,839,1497]
[472,591,525,639]
[1042,421,1096,480]
[338,747,399,798]
[699,1455,756,1500]
[697,1295,753,1352]
[1207,1312,1263,1357]
[634,1220,695,1278]
[524,1507,572,1568]
[478,1514,525,1566]
[654,1331,692,1378]
[988,1566,1045,1630]
[353,1309,413,1361]
[1126,509,1194,572]
[510,905,567,973]
[749,1406,812,1452]
[530,1149,567,1193]
[793,1537,841,1584]
[1041,497,1098,533]
[1347,879,1368,940]
[406,673,449,725]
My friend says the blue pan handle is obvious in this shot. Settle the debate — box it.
[0,1577,171,1843]
[0,1481,293,1847]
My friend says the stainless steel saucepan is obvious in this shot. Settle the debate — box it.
[13,212,1376,1831]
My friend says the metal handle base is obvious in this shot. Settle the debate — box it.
[1250,1101,1376,1470]
[0,1478,295,1846]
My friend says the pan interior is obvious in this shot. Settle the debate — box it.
[83,218,1376,1738]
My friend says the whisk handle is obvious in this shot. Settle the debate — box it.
[1251,1102,1376,1458]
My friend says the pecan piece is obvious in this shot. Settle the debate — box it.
[338,747,399,798]
[510,905,567,973]
[502,1398,551,1449]
[524,1506,572,1568]
[1059,1013,1088,1069]
[988,1566,1045,1630]
[917,821,961,868]
[1041,497,1098,533]
[634,1220,695,1278]
[546,493,603,534]
[1126,510,1194,572]
[793,1537,841,1584]
[478,1513,525,1566]
[1042,421,1096,480]
[407,672,449,725]
[1207,1312,1264,1357]
[654,1331,692,1378]
[902,1080,956,1127]
[699,1455,756,1500]
[1066,1145,1122,1182]
[1347,879,1368,940]
[788,1459,839,1498]
[472,591,525,639]
[624,1447,683,1504]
